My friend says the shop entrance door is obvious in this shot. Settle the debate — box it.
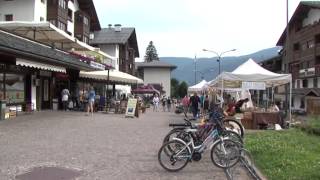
[41,78,51,109]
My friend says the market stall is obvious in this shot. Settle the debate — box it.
[188,80,208,93]
[208,59,292,129]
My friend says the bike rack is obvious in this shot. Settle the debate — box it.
[223,148,263,180]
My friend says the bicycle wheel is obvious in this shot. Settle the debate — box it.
[223,119,244,138]
[158,140,190,172]
[222,130,243,145]
[210,139,241,169]
[162,128,187,144]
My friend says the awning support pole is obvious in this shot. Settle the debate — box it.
[289,79,292,123]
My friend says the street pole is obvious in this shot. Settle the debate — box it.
[194,55,197,84]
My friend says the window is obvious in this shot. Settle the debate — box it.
[316,56,320,65]
[314,77,318,88]
[41,0,45,3]
[293,43,300,51]
[58,0,66,9]
[307,40,315,48]
[68,9,73,21]
[5,74,25,104]
[300,98,305,109]
[302,79,308,88]
[5,14,13,21]
[57,21,66,31]
[296,79,301,88]
[83,36,89,44]
[40,17,44,21]
[316,34,320,44]
[83,16,89,25]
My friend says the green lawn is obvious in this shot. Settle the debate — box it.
[245,129,320,180]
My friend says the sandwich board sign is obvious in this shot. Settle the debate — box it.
[125,98,138,117]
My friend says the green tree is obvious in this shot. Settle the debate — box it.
[171,78,179,97]
[177,81,188,98]
[144,41,159,62]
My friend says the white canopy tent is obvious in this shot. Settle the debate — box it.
[209,59,292,121]
[188,80,208,92]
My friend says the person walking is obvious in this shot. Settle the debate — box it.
[190,92,200,119]
[152,94,160,112]
[86,86,96,116]
[167,97,172,112]
[61,87,70,111]
[182,95,190,114]
[162,96,167,112]
[203,95,209,115]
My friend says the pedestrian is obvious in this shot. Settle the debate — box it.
[181,95,190,114]
[86,86,95,116]
[61,87,70,111]
[189,92,200,119]
[167,97,172,112]
[162,96,167,112]
[203,95,209,115]
[152,94,160,112]
[200,93,205,116]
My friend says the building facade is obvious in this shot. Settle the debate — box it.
[90,25,139,75]
[136,61,176,97]
[277,1,320,114]
[0,0,115,114]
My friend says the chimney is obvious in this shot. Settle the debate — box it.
[114,24,122,32]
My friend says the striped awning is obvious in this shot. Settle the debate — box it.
[16,58,66,73]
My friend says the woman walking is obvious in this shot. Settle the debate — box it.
[86,86,96,116]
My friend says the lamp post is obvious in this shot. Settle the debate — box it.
[202,48,236,107]
[202,48,236,75]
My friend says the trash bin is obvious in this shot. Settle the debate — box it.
[0,100,6,120]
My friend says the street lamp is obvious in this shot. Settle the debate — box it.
[202,48,236,75]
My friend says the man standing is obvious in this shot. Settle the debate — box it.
[61,87,70,111]
[152,94,160,112]
[190,92,200,118]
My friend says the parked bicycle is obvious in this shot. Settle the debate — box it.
[158,111,242,172]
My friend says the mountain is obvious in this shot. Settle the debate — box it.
[160,47,281,86]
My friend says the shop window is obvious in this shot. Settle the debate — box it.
[5,14,13,21]
[5,74,25,104]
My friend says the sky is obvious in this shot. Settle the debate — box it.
[93,0,302,59]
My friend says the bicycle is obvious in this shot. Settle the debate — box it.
[158,119,242,172]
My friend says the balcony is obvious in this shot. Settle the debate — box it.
[74,10,90,43]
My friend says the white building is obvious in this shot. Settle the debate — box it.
[136,61,176,96]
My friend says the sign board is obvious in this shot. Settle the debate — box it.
[90,61,106,70]
[125,98,138,117]
[242,81,266,90]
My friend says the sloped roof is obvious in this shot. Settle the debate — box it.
[0,30,94,70]
[78,0,101,31]
[277,1,320,46]
[136,61,177,70]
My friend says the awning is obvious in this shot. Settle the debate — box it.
[80,70,143,84]
[16,58,66,73]
[0,21,115,68]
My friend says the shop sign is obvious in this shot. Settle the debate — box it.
[242,81,266,90]
[125,98,137,118]
[90,61,105,70]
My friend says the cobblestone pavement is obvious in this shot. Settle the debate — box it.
[0,110,252,180]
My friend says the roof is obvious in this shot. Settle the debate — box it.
[277,1,320,46]
[0,30,94,71]
[78,0,101,31]
[90,27,139,57]
[293,88,320,96]
[136,61,177,70]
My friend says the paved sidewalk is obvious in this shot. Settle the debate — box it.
[0,110,251,180]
